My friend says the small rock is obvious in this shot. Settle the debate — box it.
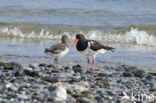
[50,86,67,101]
[6,83,18,92]
[97,79,109,86]
[38,89,49,94]
[132,70,146,78]
[18,94,29,100]
[146,74,153,80]
[123,66,137,72]
[29,64,36,69]
[0,62,8,69]
[73,93,95,99]
[74,90,95,99]
[23,68,39,77]
[98,73,109,77]
[43,76,59,83]
[122,71,133,77]
[77,97,95,103]
[148,72,156,76]
[95,68,104,71]
[51,69,61,73]
[6,62,22,70]
[64,66,70,70]
[81,91,95,95]
[39,63,47,67]
[47,96,54,102]
[72,65,82,74]
[53,82,88,93]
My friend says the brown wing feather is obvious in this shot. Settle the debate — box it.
[45,43,67,54]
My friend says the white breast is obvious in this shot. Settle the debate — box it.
[80,41,107,57]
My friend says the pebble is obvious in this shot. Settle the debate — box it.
[122,71,133,77]
[51,69,61,73]
[72,65,82,74]
[6,83,18,92]
[23,68,39,77]
[132,70,146,78]
[6,62,23,70]
[77,97,95,103]
[43,76,59,83]
[50,86,67,101]
[39,63,47,67]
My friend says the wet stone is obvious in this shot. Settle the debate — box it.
[77,97,95,103]
[72,65,82,74]
[49,86,67,101]
[29,64,36,69]
[13,70,21,77]
[98,73,109,77]
[146,74,153,80]
[64,66,71,70]
[43,76,59,83]
[39,63,47,67]
[148,72,156,76]
[23,69,39,77]
[51,69,61,73]
[6,62,23,70]
[123,66,138,72]
[122,71,133,77]
[132,70,146,78]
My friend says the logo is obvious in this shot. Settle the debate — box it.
[121,91,155,102]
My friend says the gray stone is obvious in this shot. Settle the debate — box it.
[77,97,95,103]
[132,70,146,78]
[122,71,133,77]
[72,65,82,74]
[43,76,59,83]
[50,86,67,101]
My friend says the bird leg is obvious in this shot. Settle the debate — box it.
[54,58,59,68]
[92,57,95,71]
[56,58,59,68]
[87,57,90,71]
[54,58,57,68]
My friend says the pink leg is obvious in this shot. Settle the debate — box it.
[92,57,95,71]
[87,57,90,71]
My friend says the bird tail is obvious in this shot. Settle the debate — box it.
[103,46,115,52]
[44,48,49,53]
[110,47,115,52]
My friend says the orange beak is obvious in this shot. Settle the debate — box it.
[71,39,79,47]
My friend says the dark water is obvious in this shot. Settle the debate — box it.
[0,0,156,71]
[0,0,156,26]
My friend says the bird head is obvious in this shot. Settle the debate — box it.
[72,34,85,47]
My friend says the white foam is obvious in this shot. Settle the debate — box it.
[0,27,156,46]
[87,28,156,46]
[0,27,59,39]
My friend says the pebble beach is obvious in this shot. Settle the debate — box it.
[0,62,155,103]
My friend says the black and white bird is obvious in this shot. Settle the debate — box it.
[45,35,70,68]
[72,34,114,71]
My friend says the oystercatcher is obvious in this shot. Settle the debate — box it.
[45,35,70,68]
[72,34,114,71]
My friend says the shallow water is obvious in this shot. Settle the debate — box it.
[0,0,156,72]
[0,38,155,71]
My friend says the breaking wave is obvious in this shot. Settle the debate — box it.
[87,28,156,46]
[0,25,156,46]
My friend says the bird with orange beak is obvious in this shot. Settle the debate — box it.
[72,34,115,71]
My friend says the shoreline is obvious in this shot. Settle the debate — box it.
[0,61,155,103]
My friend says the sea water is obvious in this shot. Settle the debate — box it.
[0,0,156,71]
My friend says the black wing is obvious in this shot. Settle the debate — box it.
[45,43,67,54]
[88,40,115,52]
